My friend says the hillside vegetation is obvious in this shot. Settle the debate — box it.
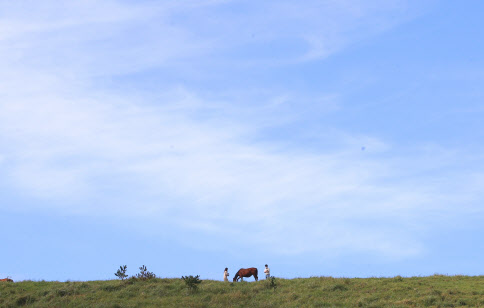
[0,275,482,307]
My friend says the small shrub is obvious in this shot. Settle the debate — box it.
[16,295,36,306]
[423,296,438,306]
[56,289,71,297]
[79,282,90,289]
[136,265,156,280]
[181,275,202,293]
[394,275,404,282]
[115,265,128,280]
[326,284,347,291]
[266,276,277,291]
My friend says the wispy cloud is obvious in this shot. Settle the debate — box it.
[0,0,480,261]
[1,79,477,258]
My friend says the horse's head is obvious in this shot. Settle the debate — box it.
[233,270,240,282]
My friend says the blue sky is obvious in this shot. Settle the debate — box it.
[1,0,483,281]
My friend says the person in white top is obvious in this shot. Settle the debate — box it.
[223,267,230,282]
[264,264,270,279]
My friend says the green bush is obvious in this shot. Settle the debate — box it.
[115,265,128,280]
[16,295,36,306]
[267,276,277,291]
[181,275,202,293]
[136,265,156,280]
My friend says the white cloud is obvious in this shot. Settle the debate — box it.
[1,77,473,258]
[0,0,425,78]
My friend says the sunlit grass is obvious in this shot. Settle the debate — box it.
[0,275,482,307]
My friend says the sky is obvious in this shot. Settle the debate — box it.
[0,0,483,281]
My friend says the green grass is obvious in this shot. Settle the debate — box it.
[0,275,482,307]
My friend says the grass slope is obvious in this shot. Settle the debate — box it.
[0,275,483,307]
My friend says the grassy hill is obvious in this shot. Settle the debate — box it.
[0,275,482,307]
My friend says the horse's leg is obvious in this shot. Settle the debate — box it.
[255,274,258,281]
[241,277,243,282]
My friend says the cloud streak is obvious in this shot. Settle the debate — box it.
[1,78,476,258]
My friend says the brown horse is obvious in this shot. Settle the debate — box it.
[0,278,13,282]
[233,268,258,282]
